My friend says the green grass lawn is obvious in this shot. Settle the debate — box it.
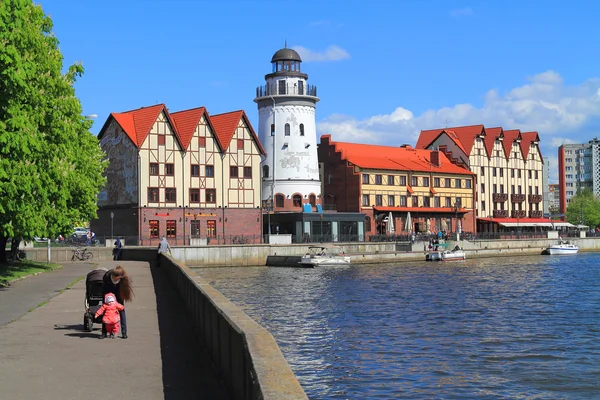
[0,261,62,286]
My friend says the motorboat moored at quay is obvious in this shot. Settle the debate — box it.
[545,240,579,255]
[299,245,351,267]
[426,245,466,261]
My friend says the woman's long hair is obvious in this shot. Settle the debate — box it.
[112,265,134,302]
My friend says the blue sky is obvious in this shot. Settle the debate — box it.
[39,0,600,182]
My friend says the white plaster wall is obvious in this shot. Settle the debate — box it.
[258,104,320,199]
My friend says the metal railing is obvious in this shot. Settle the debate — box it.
[492,193,508,202]
[256,83,318,98]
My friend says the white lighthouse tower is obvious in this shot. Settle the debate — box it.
[255,46,321,215]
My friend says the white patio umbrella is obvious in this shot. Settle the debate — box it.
[387,212,395,234]
[457,219,462,234]
[426,218,431,233]
[405,212,412,232]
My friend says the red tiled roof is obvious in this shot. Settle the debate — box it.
[111,113,135,144]
[100,105,263,155]
[416,128,443,149]
[210,110,265,155]
[210,110,243,150]
[328,139,474,175]
[417,125,543,162]
[418,125,484,155]
[108,104,183,149]
[442,130,468,155]
[502,129,522,159]
[170,107,207,150]
[521,131,540,160]
[483,127,502,158]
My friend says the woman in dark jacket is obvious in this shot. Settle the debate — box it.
[101,265,134,339]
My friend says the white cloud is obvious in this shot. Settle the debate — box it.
[293,45,350,62]
[450,7,474,17]
[317,71,600,182]
[550,137,576,147]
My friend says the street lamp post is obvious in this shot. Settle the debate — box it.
[110,212,114,240]
[453,204,459,241]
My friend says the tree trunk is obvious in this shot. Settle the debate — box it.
[0,236,8,264]
[10,238,22,260]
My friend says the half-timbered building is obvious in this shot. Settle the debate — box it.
[94,104,265,245]
[416,125,545,232]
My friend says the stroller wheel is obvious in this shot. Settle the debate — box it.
[84,315,93,332]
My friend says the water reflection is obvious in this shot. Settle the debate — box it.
[197,253,600,399]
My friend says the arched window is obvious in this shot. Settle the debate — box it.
[292,194,302,207]
[275,194,284,208]
[365,216,372,232]
[262,165,269,178]
[270,124,275,136]
[309,194,316,206]
[285,123,290,136]
[299,123,304,136]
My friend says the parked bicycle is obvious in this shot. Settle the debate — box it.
[71,247,93,261]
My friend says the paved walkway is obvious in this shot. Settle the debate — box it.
[0,260,228,400]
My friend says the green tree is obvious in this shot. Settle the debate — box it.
[566,188,600,229]
[0,0,107,262]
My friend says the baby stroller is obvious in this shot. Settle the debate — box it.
[83,267,107,332]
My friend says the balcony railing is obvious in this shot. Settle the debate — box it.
[492,193,508,203]
[256,83,318,98]
[511,210,527,218]
[528,194,542,203]
[493,210,508,218]
[529,210,543,218]
[511,194,526,203]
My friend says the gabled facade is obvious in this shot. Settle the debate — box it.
[319,135,476,238]
[94,104,265,245]
[417,125,544,231]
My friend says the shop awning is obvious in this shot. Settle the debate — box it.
[499,222,553,227]
[551,222,576,228]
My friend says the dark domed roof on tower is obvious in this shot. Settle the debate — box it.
[271,47,302,63]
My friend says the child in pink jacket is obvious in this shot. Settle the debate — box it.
[95,292,124,339]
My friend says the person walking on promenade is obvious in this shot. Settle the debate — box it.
[101,266,134,339]
[113,237,123,261]
[156,236,171,267]
[95,292,124,339]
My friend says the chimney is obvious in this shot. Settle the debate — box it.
[430,150,441,167]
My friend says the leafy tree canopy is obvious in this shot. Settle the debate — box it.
[0,0,107,257]
[566,188,600,229]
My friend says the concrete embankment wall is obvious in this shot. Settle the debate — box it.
[22,246,114,263]
[21,236,600,266]
[174,237,600,267]
[120,248,308,400]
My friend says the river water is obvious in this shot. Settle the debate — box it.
[196,253,600,399]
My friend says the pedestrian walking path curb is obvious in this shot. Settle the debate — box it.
[0,261,98,327]
[0,260,228,399]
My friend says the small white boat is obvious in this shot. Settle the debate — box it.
[426,243,449,261]
[299,245,351,267]
[546,240,579,255]
[440,245,466,261]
